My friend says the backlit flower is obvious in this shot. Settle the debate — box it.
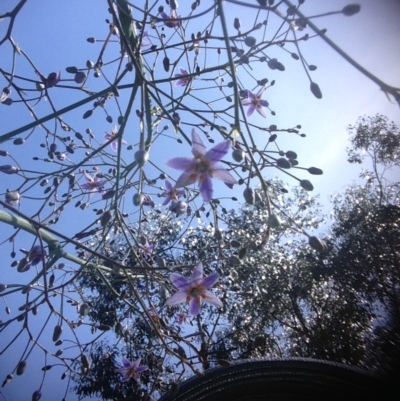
[139,241,154,258]
[161,9,181,28]
[165,262,222,316]
[166,129,237,202]
[169,200,187,217]
[29,245,45,266]
[104,126,127,152]
[241,86,269,118]
[174,67,191,87]
[161,179,185,205]
[44,72,61,88]
[80,171,107,196]
[115,357,148,383]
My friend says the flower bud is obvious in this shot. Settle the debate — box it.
[307,167,323,175]
[133,193,144,206]
[300,180,314,191]
[232,149,245,162]
[52,325,63,342]
[79,303,90,316]
[169,201,187,216]
[0,165,19,175]
[308,236,327,253]
[244,36,256,47]
[267,214,281,228]
[243,187,255,204]
[16,360,27,375]
[32,389,42,401]
[134,150,149,167]
[342,4,360,16]
[276,158,291,169]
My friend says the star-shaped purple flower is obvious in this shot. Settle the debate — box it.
[80,171,107,196]
[139,241,154,258]
[160,9,181,28]
[241,86,269,118]
[165,262,222,316]
[166,129,237,202]
[161,180,185,205]
[174,67,191,87]
[115,357,148,383]
[104,126,128,152]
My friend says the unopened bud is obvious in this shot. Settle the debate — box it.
[134,150,149,167]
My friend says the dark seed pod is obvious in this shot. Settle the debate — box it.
[16,360,27,375]
[100,210,113,227]
[102,190,115,200]
[300,180,314,191]
[134,150,149,167]
[98,324,112,331]
[308,236,327,253]
[163,56,170,72]
[13,138,25,145]
[83,110,93,119]
[269,134,277,142]
[41,365,52,371]
[17,257,30,273]
[52,325,62,342]
[232,149,245,162]
[49,274,55,287]
[309,65,317,71]
[342,4,361,16]
[32,305,39,315]
[66,66,78,74]
[55,349,63,357]
[230,240,241,248]
[291,52,300,60]
[133,193,144,206]
[267,214,281,228]
[244,36,256,47]
[0,150,9,157]
[74,72,87,84]
[238,247,247,259]
[0,283,7,292]
[55,340,63,346]
[81,355,90,369]
[285,150,297,159]
[310,82,322,99]
[229,256,241,266]
[32,389,42,401]
[2,373,13,387]
[276,158,291,169]
[234,18,241,30]
[218,359,231,367]
[307,167,323,175]
[214,229,222,241]
[243,187,255,204]
[5,306,11,314]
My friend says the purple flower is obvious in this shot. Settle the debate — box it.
[139,241,154,258]
[140,30,151,47]
[166,129,237,202]
[80,171,107,196]
[44,72,61,88]
[104,126,128,152]
[169,200,187,217]
[174,67,191,87]
[165,262,222,316]
[115,357,148,383]
[161,180,185,205]
[175,312,192,325]
[241,86,269,118]
[29,245,45,266]
[142,194,155,208]
[161,9,181,28]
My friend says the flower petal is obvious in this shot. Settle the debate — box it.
[206,140,230,163]
[191,129,206,157]
[256,105,267,118]
[199,174,213,202]
[246,105,255,117]
[165,291,188,305]
[189,296,201,316]
[136,365,148,373]
[122,357,132,368]
[256,86,266,97]
[202,290,223,307]
[165,180,173,190]
[260,99,269,107]
[132,358,141,368]
[166,157,194,170]
[212,166,237,185]
[201,272,220,288]
[189,262,203,285]
[170,273,189,290]
[175,171,198,188]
